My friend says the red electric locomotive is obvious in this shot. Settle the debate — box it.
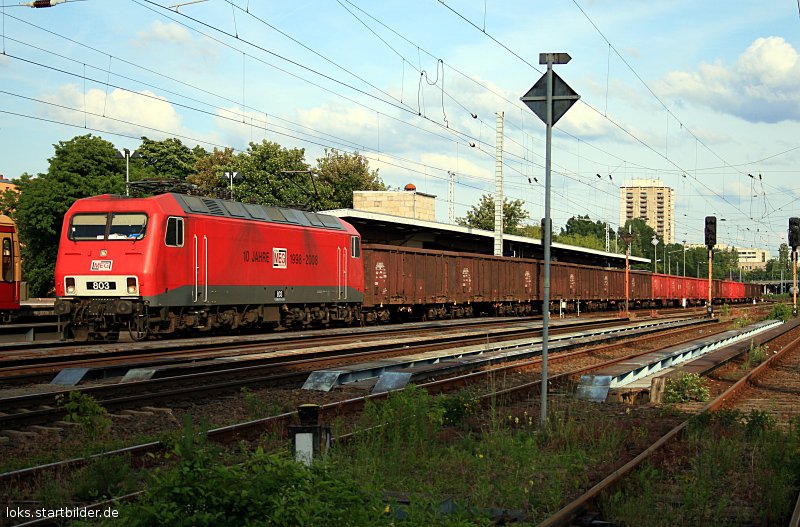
[54,194,364,341]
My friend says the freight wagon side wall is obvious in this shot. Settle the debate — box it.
[544,261,630,303]
[361,244,538,308]
[628,271,652,300]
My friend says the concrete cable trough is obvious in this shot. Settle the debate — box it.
[302,318,710,393]
[576,319,783,402]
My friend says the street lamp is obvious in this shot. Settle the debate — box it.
[683,241,687,277]
[115,148,141,197]
[620,232,634,318]
[651,236,659,273]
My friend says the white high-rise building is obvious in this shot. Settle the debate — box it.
[619,179,674,244]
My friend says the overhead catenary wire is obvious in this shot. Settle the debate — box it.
[436,0,790,247]
[4,1,796,247]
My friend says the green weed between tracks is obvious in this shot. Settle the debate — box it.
[601,411,800,526]
[90,386,643,526]
[663,373,710,403]
[769,302,793,322]
[55,391,111,439]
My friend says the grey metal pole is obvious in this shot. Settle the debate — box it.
[125,151,130,197]
[540,56,553,429]
[794,250,798,316]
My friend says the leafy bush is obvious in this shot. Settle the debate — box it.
[663,373,709,403]
[55,391,111,438]
[112,448,389,527]
[744,410,776,437]
[769,303,792,322]
[435,391,478,426]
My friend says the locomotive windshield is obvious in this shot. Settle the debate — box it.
[69,213,148,241]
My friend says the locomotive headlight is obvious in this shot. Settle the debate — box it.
[65,277,76,295]
[126,277,138,294]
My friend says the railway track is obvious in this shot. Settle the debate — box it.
[0,317,701,430]
[0,312,783,526]
[539,319,800,527]
[0,316,610,383]
[0,308,738,385]
[0,316,722,494]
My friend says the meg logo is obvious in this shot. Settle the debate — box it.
[90,260,113,271]
[272,248,287,269]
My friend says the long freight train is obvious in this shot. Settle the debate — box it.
[53,193,760,341]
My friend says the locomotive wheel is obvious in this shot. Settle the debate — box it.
[128,315,149,341]
[71,325,89,342]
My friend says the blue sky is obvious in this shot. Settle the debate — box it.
[1,0,799,254]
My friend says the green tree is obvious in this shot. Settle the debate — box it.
[457,194,529,234]
[12,135,125,295]
[560,215,607,238]
[556,232,606,251]
[187,146,236,198]
[556,215,613,252]
[779,243,789,272]
[516,223,542,239]
[314,149,385,209]
[619,219,658,270]
[234,140,311,207]
[133,137,205,182]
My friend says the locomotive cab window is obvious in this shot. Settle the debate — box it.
[165,217,184,247]
[69,214,108,240]
[351,236,360,258]
[109,213,147,240]
[69,213,148,241]
[1,238,12,282]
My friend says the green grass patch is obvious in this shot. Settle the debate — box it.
[742,341,767,369]
[330,386,629,523]
[97,388,640,525]
[239,387,289,419]
[600,411,800,526]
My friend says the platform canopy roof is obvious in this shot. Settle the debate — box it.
[322,208,650,269]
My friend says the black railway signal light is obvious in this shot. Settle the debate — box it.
[789,217,800,249]
[704,216,716,248]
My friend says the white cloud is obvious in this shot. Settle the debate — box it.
[659,37,800,123]
[41,84,185,138]
[134,20,192,46]
[296,104,378,146]
[419,152,491,182]
[131,21,218,66]
[559,101,628,142]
